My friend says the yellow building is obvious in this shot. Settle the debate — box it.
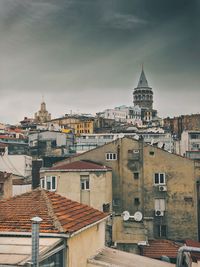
[50,115,94,135]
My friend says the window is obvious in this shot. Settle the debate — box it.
[155,198,166,211]
[106,153,117,161]
[113,198,120,206]
[103,203,110,212]
[154,173,166,185]
[155,225,167,238]
[149,151,154,156]
[133,172,139,179]
[134,198,140,205]
[41,176,57,191]
[80,176,90,190]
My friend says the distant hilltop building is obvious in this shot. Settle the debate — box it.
[133,67,158,124]
[34,101,51,123]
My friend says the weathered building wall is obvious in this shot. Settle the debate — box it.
[164,114,200,138]
[60,138,143,214]
[55,137,199,241]
[67,221,106,267]
[143,145,198,240]
[112,216,146,244]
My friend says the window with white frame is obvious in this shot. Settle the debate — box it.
[154,173,166,185]
[106,152,117,161]
[40,176,57,191]
[154,198,166,211]
[80,175,90,190]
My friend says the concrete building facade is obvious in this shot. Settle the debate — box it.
[175,130,200,160]
[55,137,199,245]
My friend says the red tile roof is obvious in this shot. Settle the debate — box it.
[0,189,107,234]
[50,160,111,171]
[142,240,181,259]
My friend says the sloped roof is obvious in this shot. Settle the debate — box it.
[0,189,107,234]
[50,160,111,171]
[88,247,175,267]
[137,68,149,88]
[142,240,181,259]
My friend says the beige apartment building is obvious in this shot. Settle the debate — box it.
[54,137,199,247]
[40,160,112,212]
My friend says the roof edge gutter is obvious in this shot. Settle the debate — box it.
[40,169,111,173]
[0,231,70,238]
[69,216,109,238]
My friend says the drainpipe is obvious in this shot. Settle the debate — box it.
[31,216,43,267]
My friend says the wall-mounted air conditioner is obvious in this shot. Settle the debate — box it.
[155,210,164,216]
[159,185,167,192]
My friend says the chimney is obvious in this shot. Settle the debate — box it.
[31,216,43,267]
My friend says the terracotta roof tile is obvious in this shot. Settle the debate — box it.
[50,160,111,171]
[0,189,107,234]
[142,240,181,259]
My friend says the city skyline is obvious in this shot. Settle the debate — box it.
[0,0,199,124]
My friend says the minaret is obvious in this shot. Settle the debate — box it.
[133,67,153,109]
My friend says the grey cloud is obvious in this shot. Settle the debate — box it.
[102,13,148,30]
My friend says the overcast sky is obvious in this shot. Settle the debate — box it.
[0,0,199,124]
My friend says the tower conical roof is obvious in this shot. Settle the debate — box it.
[137,68,149,88]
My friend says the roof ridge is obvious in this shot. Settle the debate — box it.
[41,190,65,233]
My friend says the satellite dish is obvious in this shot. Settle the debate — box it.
[150,138,154,145]
[122,211,143,222]
[158,142,163,148]
[133,211,143,222]
[134,134,140,140]
[122,211,130,221]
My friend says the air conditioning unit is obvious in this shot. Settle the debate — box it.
[159,185,167,192]
[155,210,164,216]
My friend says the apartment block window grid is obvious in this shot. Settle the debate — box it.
[80,175,90,190]
[106,152,117,161]
[41,176,57,191]
[154,173,166,185]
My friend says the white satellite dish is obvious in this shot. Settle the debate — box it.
[133,134,140,140]
[133,211,143,222]
[150,138,154,145]
[157,142,163,148]
[122,211,130,221]
[122,211,143,222]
